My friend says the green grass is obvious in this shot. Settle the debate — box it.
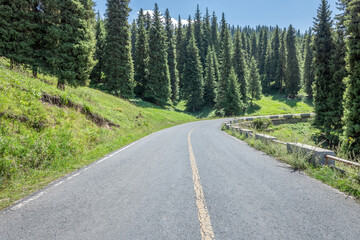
[225,127,360,199]
[256,121,318,146]
[245,94,314,116]
[0,58,197,209]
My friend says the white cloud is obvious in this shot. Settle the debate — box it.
[142,10,188,27]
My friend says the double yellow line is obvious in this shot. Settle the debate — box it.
[188,128,215,240]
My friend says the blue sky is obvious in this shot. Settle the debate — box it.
[93,0,340,32]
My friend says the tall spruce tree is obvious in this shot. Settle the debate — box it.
[145,3,171,105]
[185,16,193,47]
[211,12,220,56]
[258,28,268,75]
[213,48,221,84]
[271,26,282,91]
[219,13,227,53]
[303,32,315,98]
[103,0,134,97]
[90,12,106,84]
[343,0,360,153]
[313,0,339,134]
[176,16,186,95]
[284,25,301,97]
[182,30,204,111]
[233,27,248,103]
[203,46,217,106]
[327,0,349,132]
[202,8,212,65]
[258,28,269,92]
[131,19,137,60]
[0,0,36,69]
[248,56,262,106]
[278,29,287,93]
[165,9,180,103]
[224,68,242,116]
[41,0,96,90]
[194,5,205,67]
[241,31,248,53]
[263,41,272,92]
[134,8,149,98]
[250,32,258,60]
[145,11,151,31]
[216,14,233,110]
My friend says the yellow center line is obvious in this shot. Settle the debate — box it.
[188,128,216,240]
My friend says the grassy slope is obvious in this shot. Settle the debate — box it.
[246,94,314,116]
[0,59,197,209]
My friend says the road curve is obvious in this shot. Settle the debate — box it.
[1,119,360,240]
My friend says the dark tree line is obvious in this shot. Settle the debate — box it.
[0,0,96,90]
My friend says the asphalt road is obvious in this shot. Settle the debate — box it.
[1,119,360,240]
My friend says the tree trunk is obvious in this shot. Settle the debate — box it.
[57,82,65,90]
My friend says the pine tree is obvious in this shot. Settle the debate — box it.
[224,68,242,116]
[284,25,301,98]
[39,0,95,90]
[303,32,315,98]
[182,31,204,111]
[241,31,248,53]
[0,1,35,68]
[145,3,171,105]
[278,29,287,93]
[176,16,186,95]
[216,14,233,110]
[185,15,193,47]
[248,56,262,106]
[250,32,258,60]
[327,0,348,131]
[258,28,269,92]
[313,0,338,133]
[258,28,268,76]
[211,12,220,56]
[343,0,360,153]
[194,5,205,67]
[213,49,221,84]
[271,26,282,91]
[145,11,151,31]
[233,27,248,103]
[90,11,106,84]
[165,9,179,103]
[203,46,217,106]
[202,8,211,65]
[131,19,137,60]
[219,13,227,53]
[103,0,134,97]
[134,8,149,98]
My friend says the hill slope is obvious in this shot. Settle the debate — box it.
[0,58,197,209]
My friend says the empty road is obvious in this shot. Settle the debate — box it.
[1,119,360,239]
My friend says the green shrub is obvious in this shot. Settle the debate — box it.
[252,117,272,130]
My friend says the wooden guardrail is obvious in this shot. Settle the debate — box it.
[325,155,360,168]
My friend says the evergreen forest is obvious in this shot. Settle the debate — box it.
[1,0,360,155]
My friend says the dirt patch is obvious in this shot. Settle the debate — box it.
[41,93,120,128]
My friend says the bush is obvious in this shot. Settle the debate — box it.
[252,117,272,130]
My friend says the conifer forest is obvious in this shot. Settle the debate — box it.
[1,0,360,155]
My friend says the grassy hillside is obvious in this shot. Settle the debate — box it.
[0,58,197,209]
[246,94,314,116]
